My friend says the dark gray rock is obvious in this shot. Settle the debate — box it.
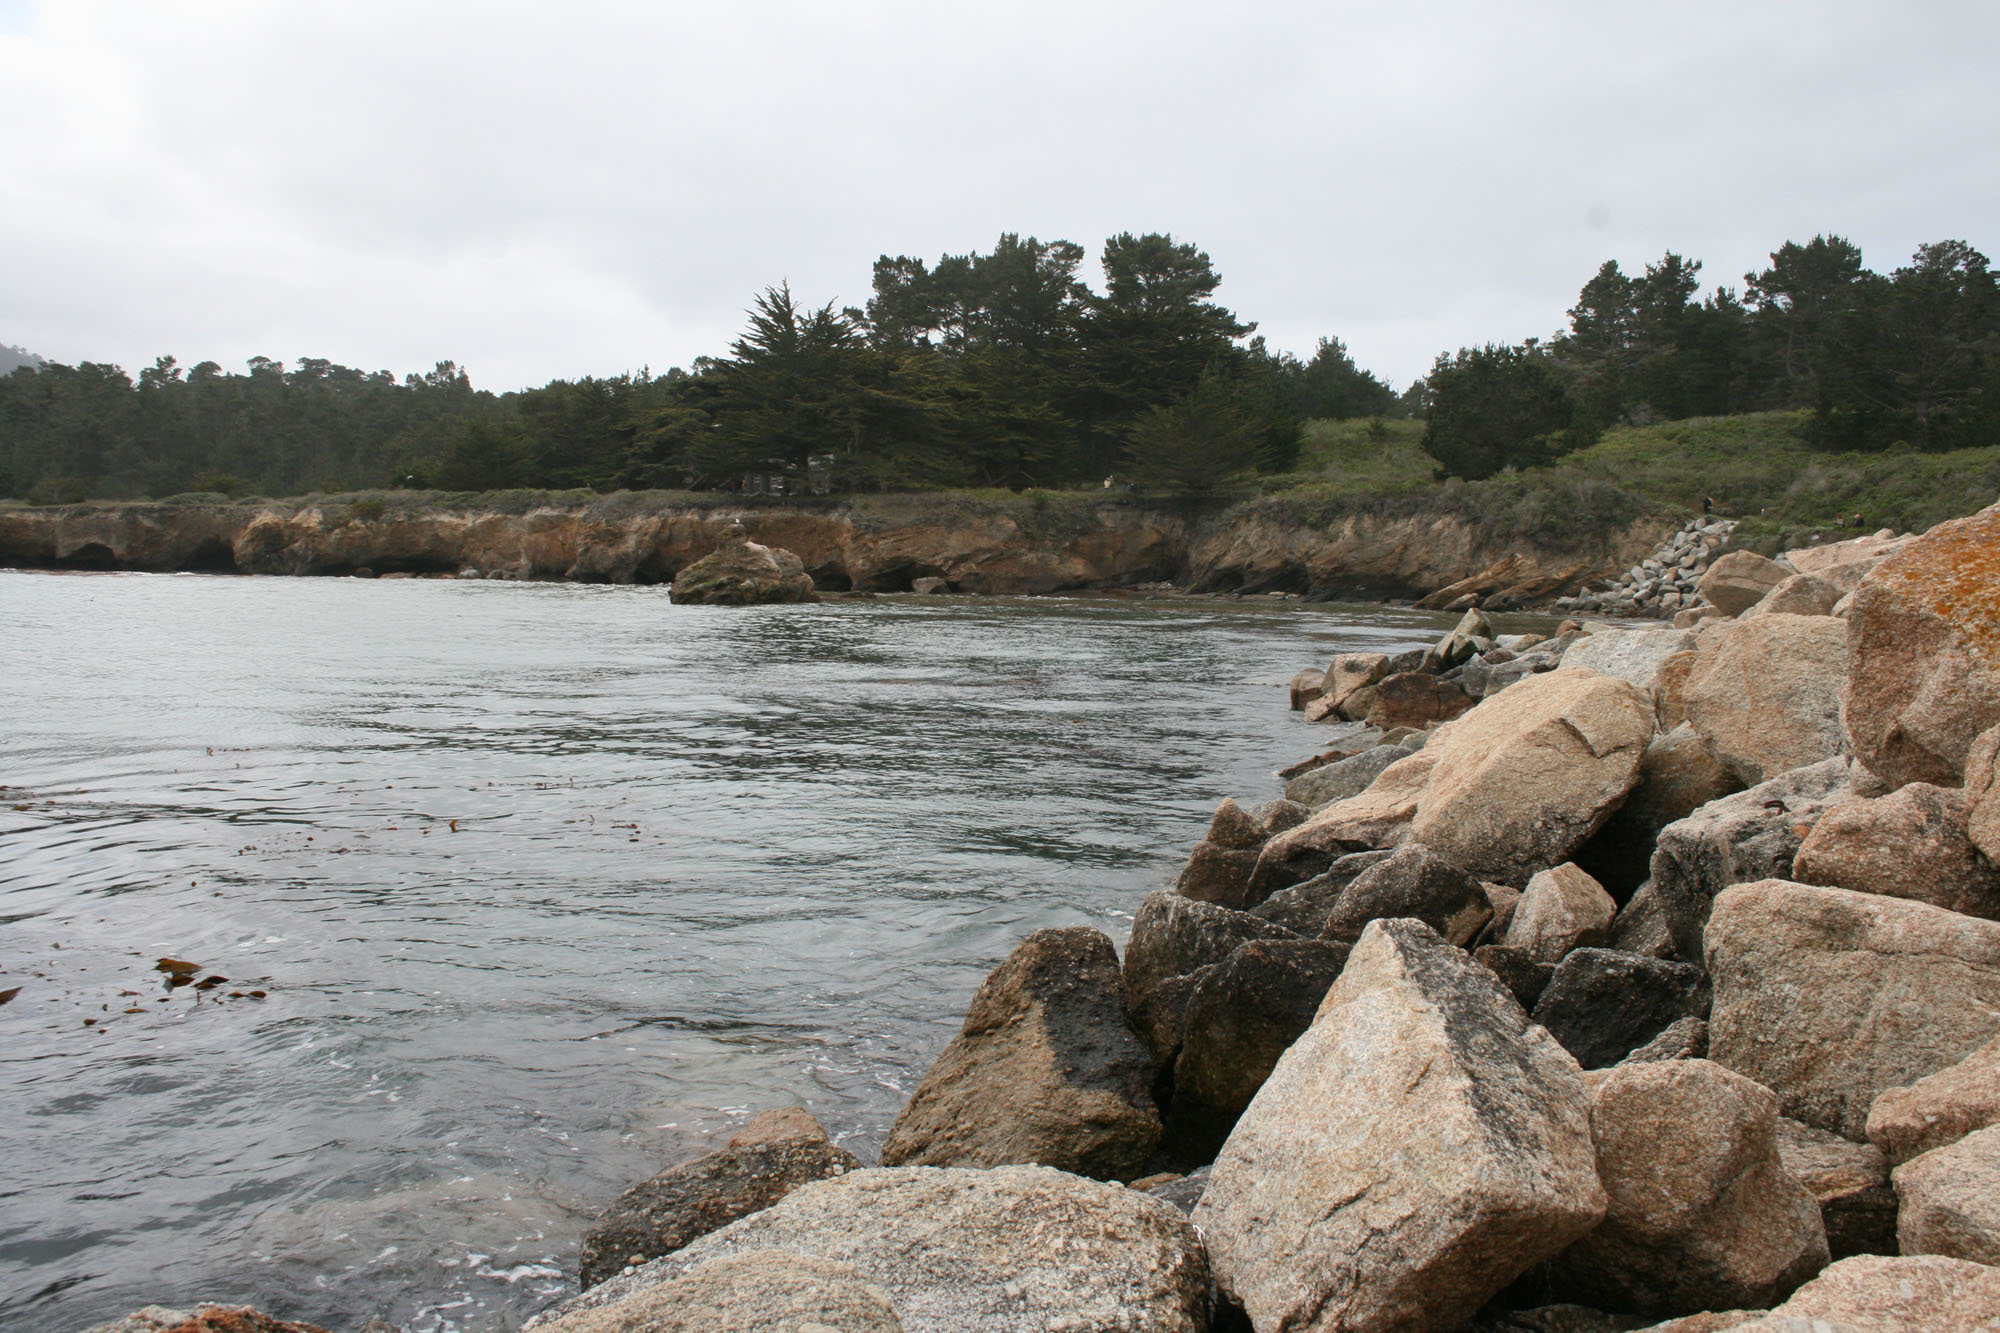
[1388,647,1429,675]
[1322,842,1492,947]
[1141,1164,1212,1215]
[1127,966,1213,1071]
[1531,948,1711,1069]
[1123,890,1299,1011]
[1776,1117,1897,1260]
[1606,881,1680,959]
[579,1137,861,1289]
[1647,758,1858,962]
[1247,849,1394,936]
[1481,651,1564,697]
[1474,944,1557,1011]
[1246,798,1312,837]
[1166,938,1351,1164]
[1617,1015,1709,1065]
[1283,742,1415,808]
[881,927,1159,1180]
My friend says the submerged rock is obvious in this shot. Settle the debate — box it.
[579,1129,860,1289]
[79,1307,331,1333]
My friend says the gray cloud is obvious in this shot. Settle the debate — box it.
[2,1,1995,390]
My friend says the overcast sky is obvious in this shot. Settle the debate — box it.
[3,1,1996,392]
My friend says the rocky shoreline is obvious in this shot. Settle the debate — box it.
[81,502,2000,1332]
[0,494,1665,608]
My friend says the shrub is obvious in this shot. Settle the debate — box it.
[28,475,88,506]
[1422,344,1581,480]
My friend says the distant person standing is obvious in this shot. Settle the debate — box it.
[1702,494,1714,516]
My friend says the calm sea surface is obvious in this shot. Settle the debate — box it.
[0,572,1467,1332]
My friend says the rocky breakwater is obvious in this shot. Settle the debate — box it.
[1559,521,1919,627]
[84,502,2000,1332]
[1555,516,1736,619]
[401,502,1992,1333]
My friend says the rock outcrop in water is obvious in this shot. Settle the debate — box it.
[667,536,817,605]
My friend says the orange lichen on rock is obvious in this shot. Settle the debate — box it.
[1843,504,2000,788]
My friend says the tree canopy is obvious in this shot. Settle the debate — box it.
[1419,234,1999,478]
[4,228,1994,503]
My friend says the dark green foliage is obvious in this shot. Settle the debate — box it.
[1540,234,1999,454]
[0,228,1299,503]
[1809,240,1999,451]
[1121,367,1266,501]
[10,225,1994,510]
[27,474,89,506]
[1744,234,1866,399]
[1294,337,1397,420]
[1552,252,1774,430]
[1421,345,1577,479]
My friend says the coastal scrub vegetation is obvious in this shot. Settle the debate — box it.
[1,230,1995,539]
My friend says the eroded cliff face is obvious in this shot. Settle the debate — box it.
[0,497,1666,606]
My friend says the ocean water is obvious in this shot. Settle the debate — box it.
[0,571,1463,1331]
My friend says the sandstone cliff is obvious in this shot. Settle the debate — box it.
[0,494,1669,606]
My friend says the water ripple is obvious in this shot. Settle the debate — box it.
[0,572,1480,1332]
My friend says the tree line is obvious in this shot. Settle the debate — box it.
[1423,236,1999,479]
[0,232,1394,503]
[1,230,1993,504]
